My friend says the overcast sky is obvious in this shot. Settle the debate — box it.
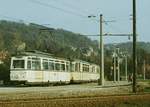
[0,0,149,43]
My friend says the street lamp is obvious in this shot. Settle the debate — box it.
[87,13,133,85]
[88,14,105,86]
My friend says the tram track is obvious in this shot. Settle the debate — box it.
[0,93,150,107]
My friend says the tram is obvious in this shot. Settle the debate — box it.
[10,51,99,85]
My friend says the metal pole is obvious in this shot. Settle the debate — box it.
[143,60,146,80]
[113,51,116,82]
[117,56,120,81]
[117,48,120,81]
[132,0,137,93]
[99,14,104,85]
[125,56,128,81]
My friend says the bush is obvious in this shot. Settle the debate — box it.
[0,61,10,83]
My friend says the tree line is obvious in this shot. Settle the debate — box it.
[0,20,150,83]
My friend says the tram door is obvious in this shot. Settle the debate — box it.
[79,63,82,81]
[75,63,81,81]
[32,58,44,82]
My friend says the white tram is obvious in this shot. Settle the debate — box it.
[10,51,99,85]
[71,60,99,83]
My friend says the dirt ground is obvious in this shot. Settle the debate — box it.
[0,82,150,107]
[0,83,132,100]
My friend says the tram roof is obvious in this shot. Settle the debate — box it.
[19,51,53,57]
[15,51,68,61]
[72,59,97,65]
[13,51,98,65]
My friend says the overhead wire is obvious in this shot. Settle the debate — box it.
[103,16,129,34]
[105,24,123,34]
[50,0,91,16]
[28,0,100,23]
[104,22,132,41]
[28,0,88,19]
[1,0,131,38]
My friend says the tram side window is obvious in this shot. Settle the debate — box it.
[66,64,69,71]
[55,63,60,71]
[83,65,85,72]
[75,63,78,71]
[83,64,89,72]
[71,64,75,72]
[75,63,80,72]
[61,64,65,71]
[49,62,54,70]
[92,66,95,73]
[32,60,41,70]
[27,61,31,69]
[87,66,89,72]
[43,61,48,70]
[13,60,25,69]
[97,67,99,73]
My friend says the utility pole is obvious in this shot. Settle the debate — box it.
[125,56,128,81]
[113,50,116,82]
[116,48,120,81]
[132,0,137,93]
[143,60,146,80]
[87,16,132,86]
[117,56,120,81]
[88,14,105,86]
[99,14,104,85]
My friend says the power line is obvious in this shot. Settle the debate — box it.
[51,0,91,15]
[28,0,87,18]
[105,22,126,34]
[1,0,99,25]
[100,17,124,34]
[28,0,99,23]
[102,15,132,34]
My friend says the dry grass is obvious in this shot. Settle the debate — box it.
[0,94,150,107]
[0,82,149,107]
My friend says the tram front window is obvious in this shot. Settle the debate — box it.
[13,60,25,69]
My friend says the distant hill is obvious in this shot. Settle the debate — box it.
[0,20,99,63]
[1,20,150,80]
[105,42,150,55]
[0,20,150,62]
